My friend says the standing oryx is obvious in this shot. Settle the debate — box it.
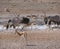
[6,15,37,36]
[6,14,37,30]
[6,16,30,30]
[44,15,60,29]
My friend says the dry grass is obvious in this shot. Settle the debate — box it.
[0,30,60,49]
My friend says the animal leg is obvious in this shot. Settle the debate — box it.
[48,21,53,30]
[21,26,25,31]
[48,21,51,25]
[6,24,9,29]
[21,24,27,31]
[13,24,15,29]
[10,24,15,29]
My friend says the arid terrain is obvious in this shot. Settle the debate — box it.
[0,0,60,49]
[0,30,60,49]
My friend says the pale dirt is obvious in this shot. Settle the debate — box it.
[0,30,60,49]
[0,0,60,49]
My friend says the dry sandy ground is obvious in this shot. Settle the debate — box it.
[0,30,60,49]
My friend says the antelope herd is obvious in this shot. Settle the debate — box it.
[5,15,38,36]
[0,14,60,36]
[6,14,60,30]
